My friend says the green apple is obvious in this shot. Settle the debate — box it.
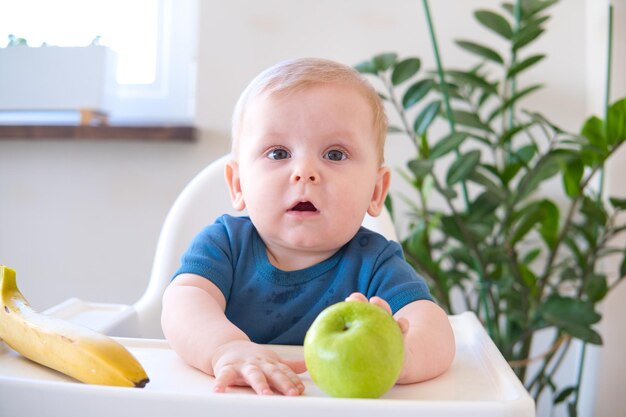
[303,301,404,398]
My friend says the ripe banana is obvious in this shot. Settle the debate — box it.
[0,265,149,387]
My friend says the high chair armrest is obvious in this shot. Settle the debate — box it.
[44,298,140,337]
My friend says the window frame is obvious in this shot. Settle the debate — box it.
[111,0,198,123]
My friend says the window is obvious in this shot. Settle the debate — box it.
[0,0,197,123]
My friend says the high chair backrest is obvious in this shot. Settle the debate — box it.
[134,155,398,338]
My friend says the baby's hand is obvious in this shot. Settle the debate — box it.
[211,340,306,396]
[345,292,409,334]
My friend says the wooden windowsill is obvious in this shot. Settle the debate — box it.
[0,123,197,142]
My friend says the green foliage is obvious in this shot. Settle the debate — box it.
[356,1,625,415]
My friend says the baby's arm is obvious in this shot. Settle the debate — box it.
[161,273,306,395]
[392,299,455,383]
[346,293,455,384]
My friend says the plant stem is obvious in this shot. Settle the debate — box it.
[381,74,420,152]
[533,336,572,405]
[527,333,571,397]
[509,0,522,133]
[422,0,456,131]
[426,170,500,339]
[538,164,602,295]
[572,343,587,413]
[598,3,614,200]
[420,0,471,207]
[421,0,498,333]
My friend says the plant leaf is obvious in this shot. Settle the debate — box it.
[499,124,531,146]
[441,215,465,241]
[392,57,421,86]
[455,40,504,64]
[354,60,377,75]
[440,187,458,199]
[402,226,439,276]
[563,324,603,345]
[447,246,475,267]
[510,201,543,245]
[564,238,586,272]
[446,70,497,95]
[507,54,545,79]
[581,115,607,149]
[513,26,545,51]
[609,197,626,210]
[452,110,493,133]
[446,150,481,186]
[523,248,541,263]
[502,144,537,185]
[540,296,604,344]
[475,10,513,40]
[581,196,607,225]
[403,79,435,109]
[581,116,608,166]
[502,1,558,20]
[372,53,397,72]
[414,100,442,136]
[407,159,434,180]
[555,386,577,405]
[469,191,502,221]
[487,84,543,123]
[538,199,559,248]
[563,157,584,197]
[585,274,608,303]
[525,0,559,19]
[541,295,602,326]
[384,194,394,221]
[515,151,562,202]
[607,98,626,146]
[430,132,469,159]
[524,14,551,29]
[581,116,607,147]
[468,169,508,201]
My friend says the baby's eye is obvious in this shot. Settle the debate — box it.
[267,148,291,160]
[324,149,347,161]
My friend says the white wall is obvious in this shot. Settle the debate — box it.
[0,1,624,415]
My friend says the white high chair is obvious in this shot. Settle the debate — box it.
[0,155,535,417]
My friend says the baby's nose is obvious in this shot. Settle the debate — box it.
[291,161,319,183]
[291,172,318,183]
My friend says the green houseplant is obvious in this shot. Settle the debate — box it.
[356,1,626,415]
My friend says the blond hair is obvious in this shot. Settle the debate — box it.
[231,57,387,164]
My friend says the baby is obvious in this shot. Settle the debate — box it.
[161,57,455,396]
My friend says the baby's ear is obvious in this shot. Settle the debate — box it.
[367,166,391,217]
[224,160,246,211]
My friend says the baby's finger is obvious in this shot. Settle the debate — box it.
[213,365,239,393]
[282,358,307,374]
[242,364,274,395]
[345,292,368,302]
[397,317,410,334]
[369,296,392,314]
[264,363,305,396]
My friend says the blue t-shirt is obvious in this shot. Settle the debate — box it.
[173,214,432,345]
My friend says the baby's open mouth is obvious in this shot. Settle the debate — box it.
[290,201,318,212]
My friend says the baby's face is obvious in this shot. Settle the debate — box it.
[227,83,389,268]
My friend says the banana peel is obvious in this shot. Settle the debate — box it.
[0,264,149,388]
